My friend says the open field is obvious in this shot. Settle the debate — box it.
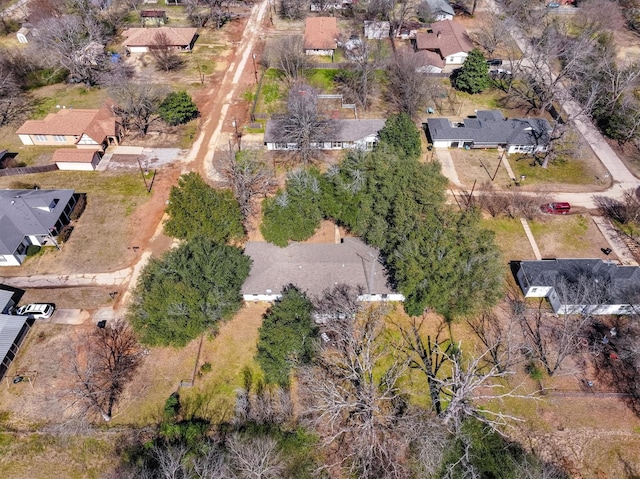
[481,217,535,262]
[18,287,116,310]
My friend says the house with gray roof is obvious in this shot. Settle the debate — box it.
[426,110,552,155]
[516,259,640,315]
[264,119,386,152]
[0,189,76,266]
[0,286,32,381]
[425,0,455,21]
[242,238,404,302]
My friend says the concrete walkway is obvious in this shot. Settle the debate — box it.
[434,149,463,187]
[592,216,639,265]
[519,218,542,260]
[2,268,133,288]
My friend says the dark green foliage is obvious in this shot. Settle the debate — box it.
[128,237,251,346]
[163,392,181,420]
[260,169,323,247]
[377,113,423,160]
[25,245,41,256]
[453,49,491,94]
[164,172,244,243]
[158,90,199,126]
[256,285,317,387]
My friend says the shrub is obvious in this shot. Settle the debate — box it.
[9,181,39,189]
[158,90,199,126]
[70,193,87,221]
[26,245,41,257]
[200,362,212,373]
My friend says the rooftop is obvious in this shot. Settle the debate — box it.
[304,17,338,50]
[123,27,198,47]
[242,238,396,297]
[0,189,75,254]
[426,110,552,147]
[51,149,101,163]
[264,118,386,143]
[519,259,640,305]
[415,19,473,58]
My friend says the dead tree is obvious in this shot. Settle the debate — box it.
[109,81,168,136]
[221,147,276,223]
[298,304,413,479]
[267,36,307,87]
[150,32,186,72]
[274,82,337,164]
[64,318,143,422]
[226,435,285,479]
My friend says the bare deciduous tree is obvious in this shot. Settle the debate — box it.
[64,318,142,422]
[221,147,276,222]
[267,36,307,87]
[274,82,337,164]
[0,63,31,126]
[226,434,285,479]
[31,15,107,85]
[472,15,512,56]
[298,304,413,478]
[336,39,383,110]
[109,81,169,136]
[184,0,231,29]
[386,49,441,118]
[279,0,305,20]
[150,32,187,72]
[467,311,521,373]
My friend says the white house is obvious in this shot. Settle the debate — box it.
[51,149,102,171]
[304,17,338,56]
[425,0,455,21]
[16,102,121,150]
[264,119,386,151]
[516,259,640,315]
[426,110,552,155]
[0,189,76,266]
[414,19,473,65]
[241,238,405,303]
[122,27,198,53]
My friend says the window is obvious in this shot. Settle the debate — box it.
[16,243,26,255]
[366,141,375,150]
[331,141,342,148]
[54,135,65,142]
[530,287,537,293]
[34,134,47,142]
[274,143,287,150]
[0,256,7,262]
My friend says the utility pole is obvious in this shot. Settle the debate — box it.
[252,53,258,84]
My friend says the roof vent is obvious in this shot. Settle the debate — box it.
[10,200,15,205]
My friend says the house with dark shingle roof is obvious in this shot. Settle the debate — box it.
[414,19,473,65]
[264,119,385,151]
[16,101,121,150]
[425,0,455,21]
[425,110,552,155]
[516,259,640,315]
[0,189,76,266]
[304,17,338,55]
[242,238,404,302]
[0,286,32,381]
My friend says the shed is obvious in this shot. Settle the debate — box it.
[51,149,102,171]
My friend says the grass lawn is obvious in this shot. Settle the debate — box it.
[31,85,110,119]
[481,217,535,261]
[19,287,116,310]
[510,155,609,187]
[528,214,612,259]
[306,69,338,92]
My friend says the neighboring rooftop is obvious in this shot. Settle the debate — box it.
[242,238,396,297]
[426,110,552,147]
[304,17,338,50]
[0,189,75,255]
[425,0,455,18]
[122,27,198,47]
[51,149,100,164]
[264,118,386,143]
[16,102,118,142]
[519,259,640,304]
[415,19,473,57]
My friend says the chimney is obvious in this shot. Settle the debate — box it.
[437,31,441,39]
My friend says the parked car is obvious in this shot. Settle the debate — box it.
[540,202,571,215]
[487,59,503,66]
[547,2,560,7]
[15,303,55,319]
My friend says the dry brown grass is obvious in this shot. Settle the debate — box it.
[19,287,116,310]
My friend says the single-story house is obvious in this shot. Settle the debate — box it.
[0,189,76,266]
[264,119,386,151]
[516,259,640,315]
[241,238,405,302]
[310,0,352,11]
[51,149,102,171]
[396,21,423,40]
[0,287,33,381]
[304,17,338,56]
[364,20,390,40]
[16,102,121,149]
[425,110,552,154]
[123,27,198,53]
[414,19,473,65]
[414,50,446,73]
[140,9,167,25]
[425,0,455,21]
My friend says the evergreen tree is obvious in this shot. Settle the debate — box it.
[158,90,199,126]
[453,49,491,94]
[377,113,423,160]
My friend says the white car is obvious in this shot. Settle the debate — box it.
[15,303,55,319]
